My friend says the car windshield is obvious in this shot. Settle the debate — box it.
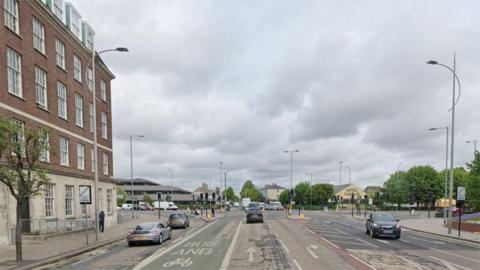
[373,214,396,221]
[135,223,156,231]
[170,214,183,219]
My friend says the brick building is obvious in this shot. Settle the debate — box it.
[0,0,117,245]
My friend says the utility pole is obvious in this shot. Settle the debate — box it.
[219,161,223,210]
[339,161,343,185]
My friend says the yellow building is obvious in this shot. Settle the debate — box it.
[333,184,366,201]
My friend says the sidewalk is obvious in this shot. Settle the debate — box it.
[400,217,480,243]
[0,213,163,270]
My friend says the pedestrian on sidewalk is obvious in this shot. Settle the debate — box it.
[211,207,215,217]
[99,210,105,232]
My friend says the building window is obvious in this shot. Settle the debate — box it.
[57,82,67,119]
[98,188,103,210]
[35,67,47,109]
[77,143,85,170]
[103,153,109,175]
[73,55,82,82]
[32,17,45,54]
[53,0,64,22]
[44,183,55,218]
[100,80,107,101]
[65,185,74,216]
[10,119,25,157]
[87,68,93,91]
[39,133,50,162]
[101,112,108,139]
[59,136,69,166]
[74,93,83,127]
[89,103,94,133]
[70,10,81,38]
[4,0,19,34]
[106,189,112,214]
[6,47,22,97]
[55,39,65,69]
[91,148,95,172]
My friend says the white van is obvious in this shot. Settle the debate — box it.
[122,203,133,210]
[154,201,178,210]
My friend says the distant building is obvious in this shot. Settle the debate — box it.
[261,183,286,202]
[114,178,193,204]
[193,182,215,198]
[364,186,383,197]
[333,184,366,202]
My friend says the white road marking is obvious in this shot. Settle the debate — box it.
[320,236,340,249]
[325,235,358,239]
[71,249,108,266]
[355,238,378,248]
[375,239,390,244]
[399,239,411,244]
[219,221,243,270]
[246,247,257,262]
[334,228,347,234]
[292,259,303,270]
[348,253,379,270]
[278,239,290,253]
[428,256,473,270]
[429,247,480,263]
[330,239,370,246]
[306,244,319,259]
[408,236,444,244]
[133,220,219,270]
[305,228,316,235]
[398,255,432,270]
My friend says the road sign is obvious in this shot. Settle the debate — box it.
[79,185,91,204]
[457,187,465,201]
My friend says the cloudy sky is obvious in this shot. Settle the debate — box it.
[70,0,480,193]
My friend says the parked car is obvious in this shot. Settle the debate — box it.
[366,212,401,239]
[168,213,190,229]
[122,203,133,210]
[233,202,240,207]
[127,222,172,246]
[246,204,263,223]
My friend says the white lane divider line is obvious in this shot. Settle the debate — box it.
[429,247,480,263]
[320,236,340,249]
[428,256,473,270]
[334,228,347,234]
[305,228,316,235]
[278,239,290,253]
[133,219,219,270]
[348,253,379,270]
[399,239,411,244]
[407,236,444,245]
[355,238,378,248]
[292,259,303,270]
[375,239,390,244]
[329,240,370,246]
[219,221,242,270]
[306,244,319,259]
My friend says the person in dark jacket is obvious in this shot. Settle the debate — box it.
[99,210,105,232]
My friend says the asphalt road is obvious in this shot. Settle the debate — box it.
[300,211,480,270]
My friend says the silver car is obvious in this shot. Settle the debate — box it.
[127,222,172,246]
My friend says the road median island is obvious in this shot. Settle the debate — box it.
[401,226,480,245]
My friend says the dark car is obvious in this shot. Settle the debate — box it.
[127,222,171,246]
[168,213,190,229]
[366,212,401,239]
[246,204,263,223]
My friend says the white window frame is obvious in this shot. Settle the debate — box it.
[11,119,25,157]
[100,80,107,101]
[55,38,65,69]
[87,67,93,91]
[6,47,22,97]
[57,82,67,119]
[89,103,94,133]
[35,66,48,109]
[32,17,45,54]
[101,112,108,139]
[102,152,109,175]
[65,185,74,216]
[73,55,82,82]
[44,183,55,218]
[77,143,85,170]
[91,148,95,172]
[39,133,50,162]
[74,93,83,127]
[53,0,64,22]
[59,136,69,166]
[106,189,112,214]
[4,0,19,34]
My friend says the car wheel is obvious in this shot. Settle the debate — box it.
[395,234,400,239]
[128,242,134,247]
[370,228,374,238]
[158,234,163,245]
[366,227,369,235]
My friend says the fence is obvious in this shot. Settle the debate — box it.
[117,209,138,224]
[20,218,94,235]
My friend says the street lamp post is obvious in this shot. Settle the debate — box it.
[466,140,477,155]
[428,127,449,224]
[168,169,173,202]
[427,53,461,234]
[130,135,144,219]
[88,47,128,241]
[219,161,223,210]
[339,161,343,185]
[306,172,313,209]
[284,150,300,214]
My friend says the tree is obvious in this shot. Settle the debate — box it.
[404,166,442,208]
[383,171,408,206]
[466,151,480,211]
[0,119,50,262]
[143,193,153,206]
[279,190,289,205]
[311,183,334,205]
[294,181,310,205]
[223,186,238,202]
[240,180,262,201]
[117,186,127,206]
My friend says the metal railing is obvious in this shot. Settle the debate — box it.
[20,218,94,235]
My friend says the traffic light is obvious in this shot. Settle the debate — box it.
[351,193,355,204]
[375,192,380,202]
[427,191,433,202]
[212,192,216,201]
[157,193,161,201]
[205,193,209,201]
[200,193,204,201]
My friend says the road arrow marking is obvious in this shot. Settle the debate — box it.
[306,244,319,259]
[246,247,257,262]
